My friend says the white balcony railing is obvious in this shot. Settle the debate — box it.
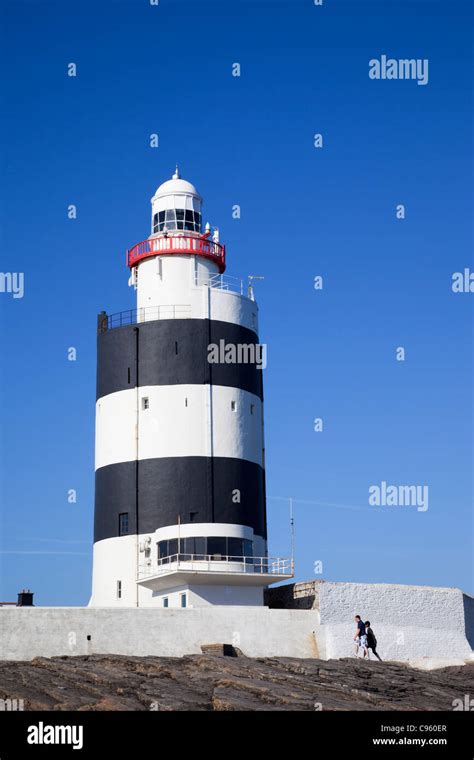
[137,553,293,582]
[194,273,246,297]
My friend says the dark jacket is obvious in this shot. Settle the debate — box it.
[366,627,377,649]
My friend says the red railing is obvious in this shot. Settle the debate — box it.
[127,234,226,273]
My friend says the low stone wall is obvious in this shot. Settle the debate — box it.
[1,581,472,664]
[0,607,321,662]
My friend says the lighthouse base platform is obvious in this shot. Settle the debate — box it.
[1,581,472,669]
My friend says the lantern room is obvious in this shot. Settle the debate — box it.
[151,167,202,235]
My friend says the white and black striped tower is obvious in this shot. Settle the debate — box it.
[90,169,293,608]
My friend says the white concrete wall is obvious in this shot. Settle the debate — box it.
[317,582,473,661]
[0,607,321,661]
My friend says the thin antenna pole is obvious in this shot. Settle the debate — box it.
[289,497,295,571]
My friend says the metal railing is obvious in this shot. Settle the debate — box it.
[138,554,294,580]
[195,273,245,296]
[104,304,191,330]
[127,234,226,272]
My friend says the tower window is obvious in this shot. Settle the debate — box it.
[116,581,122,599]
[142,397,149,410]
[180,593,187,608]
[118,512,129,536]
[155,209,201,233]
[175,341,178,354]
[163,597,169,608]
[250,404,255,415]
[184,210,194,231]
[184,397,188,407]
[231,400,236,412]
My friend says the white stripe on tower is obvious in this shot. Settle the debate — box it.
[95,385,263,470]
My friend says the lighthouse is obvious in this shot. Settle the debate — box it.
[90,169,293,608]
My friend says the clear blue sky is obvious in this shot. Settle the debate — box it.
[0,0,472,605]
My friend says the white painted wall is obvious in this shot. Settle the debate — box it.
[1,583,471,664]
[90,535,139,608]
[95,385,263,470]
[134,254,259,332]
[317,582,473,661]
[0,607,321,661]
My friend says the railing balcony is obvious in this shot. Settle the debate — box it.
[99,304,191,331]
[137,553,294,583]
[127,234,226,272]
[195,273,250,298]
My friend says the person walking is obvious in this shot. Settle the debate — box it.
[365,621,382,661]
[353,614,366,657]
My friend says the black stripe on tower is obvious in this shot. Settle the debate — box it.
[97,318,263,400]
[94,457,266,542]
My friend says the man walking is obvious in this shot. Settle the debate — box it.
[353,614,366,657]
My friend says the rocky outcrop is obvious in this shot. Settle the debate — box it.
[0,654,472,711]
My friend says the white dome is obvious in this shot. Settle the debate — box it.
[152,170,201,201]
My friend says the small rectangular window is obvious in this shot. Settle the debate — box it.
[127,367,131,384]
[180,593,187,608]
[118,512,129,536]
[163,597,169,608]
[231,400,236,412]
[250,404,255,415]
[184,397,188,407]
[142,397,149,410]
[117,581,122,599]
[175,341,178,354]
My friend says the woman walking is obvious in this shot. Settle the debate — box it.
[365,621,382,661]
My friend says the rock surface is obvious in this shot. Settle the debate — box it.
[0,655,472,711]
